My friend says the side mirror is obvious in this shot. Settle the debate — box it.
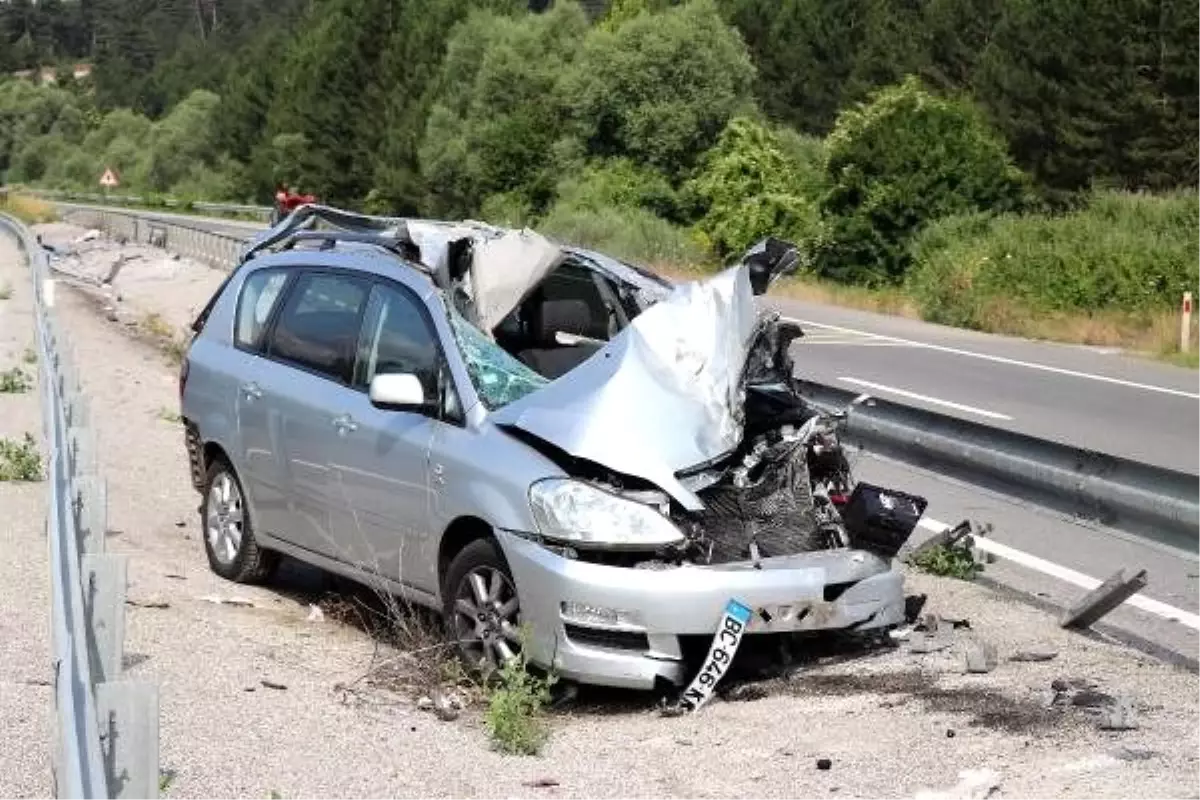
[369,373,428,411]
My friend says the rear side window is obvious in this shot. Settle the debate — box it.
[266,273,369,383]
[235,270,289,351]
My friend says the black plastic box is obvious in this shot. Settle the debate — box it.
[842,482,928,559]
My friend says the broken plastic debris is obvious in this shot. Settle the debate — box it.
[200,594,255,607]
[914,768,1001,800]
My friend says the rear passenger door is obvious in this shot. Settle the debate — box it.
[257,270,370,559]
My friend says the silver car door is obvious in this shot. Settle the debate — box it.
[326,281,445,585]
[260,270,371,559]
[231,268,292,538]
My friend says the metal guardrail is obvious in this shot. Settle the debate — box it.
[0,213,159,799]
[48,201,1200,552]
[22,188,272,221]
[62,206,247,272]
[799,379,1200,553]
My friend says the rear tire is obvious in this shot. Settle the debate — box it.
[200,459,278,583]
[442,538,522,674]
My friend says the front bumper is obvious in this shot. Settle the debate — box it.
[496,530,906,690]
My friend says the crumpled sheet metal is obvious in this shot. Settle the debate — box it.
[469,228,563,331]
[490,266,758,511]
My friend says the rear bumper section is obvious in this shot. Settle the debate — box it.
[497,530,906,690]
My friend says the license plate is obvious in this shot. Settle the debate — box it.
[677,598,753,712]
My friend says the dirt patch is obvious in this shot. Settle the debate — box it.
[789,669,1057,734]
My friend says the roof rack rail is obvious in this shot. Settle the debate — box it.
[241,204,414,264]
[280,229,426,264]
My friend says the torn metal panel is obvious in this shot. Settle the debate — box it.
[489,266,758,510]
[469,228,564,331]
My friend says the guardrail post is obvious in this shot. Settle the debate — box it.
[76,476,108,555]
[81,553,127,683]
[1181,292,1193,354]
[96,682,160,799]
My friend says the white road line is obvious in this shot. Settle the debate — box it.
[838,376,1013,421]
[918,517,1200,630]
[787,317,1200,400]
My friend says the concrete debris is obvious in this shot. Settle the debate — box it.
[1069,690,1116,709]
[1111,745,1155,761]
[1010,648,1058,663]
[914,768,1002,800]
[125,599,170,610]
[1051,677,1097,692]
[416,696,434,711]
[260,680,287,691]
[908,631,953,654]
[962,639,998,674]
[305,604,325,623]
[1098,698,1139,731]
[721,683,768,702]
[1059,569,1149,629]
[77,229,101,243]
[431,689,460,722]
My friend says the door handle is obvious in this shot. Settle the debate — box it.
[331,413,358,435]
[240,381,263,400]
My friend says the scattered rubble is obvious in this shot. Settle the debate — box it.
[908,632,953,654]
[962,639,998,674]
[914,768,1001,800]
[260,680,287,691]
[1060,569,1149,629]
[1097,699,1139,731]
[199,594,255,607]
[522,778,560,788]
[305,604,325,623]
[1010,648,1058,663]
[125,599,171,610]
[816,759,832,771]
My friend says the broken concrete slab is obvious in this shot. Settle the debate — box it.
[1098,698,1139,731]
[962,639,998,674]
[1059,569,1148,629]
[909,631,953,654]
[915,768,1001,800]
[1010,648,1058,663]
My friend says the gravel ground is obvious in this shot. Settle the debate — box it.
[0,231,52,798]
[20,222,1200,799]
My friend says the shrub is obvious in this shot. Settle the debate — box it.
[538,201,707,269]
[687,116,825,259]
[819,76,1029,284]
[484,641,555,756]
[0,433,42,482]
[558,0,756,182]
[552,159,680,220]
[908,190,1200,329]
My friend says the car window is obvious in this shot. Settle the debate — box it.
[235,269,289,351]
[352,283,442,397]
[449,307,548,410]
[266,272,369,383]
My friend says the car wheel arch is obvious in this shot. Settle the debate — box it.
[437,515,501,586]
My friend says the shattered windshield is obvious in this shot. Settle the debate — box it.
[448,307,549,410]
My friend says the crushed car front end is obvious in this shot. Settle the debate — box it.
[498,531,906,689]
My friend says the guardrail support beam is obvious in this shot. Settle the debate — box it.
[82,553,127,684]
[96,681,160,800]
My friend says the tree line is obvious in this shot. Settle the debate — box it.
[1,0,1196,319]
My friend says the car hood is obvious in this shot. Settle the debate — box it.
[489,265,759,511]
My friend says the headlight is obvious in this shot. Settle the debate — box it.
[529,478,685,549]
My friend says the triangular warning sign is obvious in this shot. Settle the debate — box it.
[99,167,120,188]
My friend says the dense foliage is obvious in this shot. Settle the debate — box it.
[1,0,1196,340]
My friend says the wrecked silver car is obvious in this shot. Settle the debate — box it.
[181,205,927,691]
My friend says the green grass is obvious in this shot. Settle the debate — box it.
[0,434,43,481]
[157,407,183,424]
[0,283,11,300]
[909,541,984,581]
[0,367,31,393]
[484,632,556,756]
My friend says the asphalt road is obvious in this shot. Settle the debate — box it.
[56,204,1200,666]
[768,296,1199,475]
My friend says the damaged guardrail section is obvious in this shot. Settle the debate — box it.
[0,213,159,799]
[799,380,1200,553]
[59,206,244,272]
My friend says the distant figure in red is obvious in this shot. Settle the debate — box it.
[270,183,317,224]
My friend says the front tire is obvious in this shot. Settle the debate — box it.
[442,538,522,674]
[201,459,278,583]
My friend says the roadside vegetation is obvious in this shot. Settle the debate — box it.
[2,0,1195,361]
[0,365,31,393]
[0,433,42,481]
